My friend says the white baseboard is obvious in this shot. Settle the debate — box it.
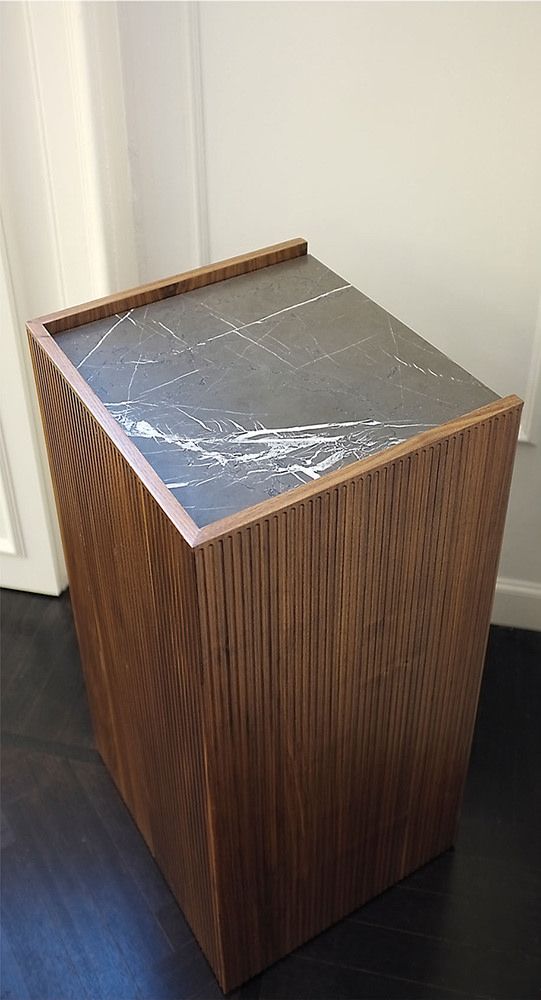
[492,576,541,631]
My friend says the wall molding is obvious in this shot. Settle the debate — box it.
[77,1,139,293]
[1,0,138,594]
[185,1,211,266]
[23,2,67,304]
[518,290,541,445]
[0,211,65,593]
[23,1,138,307]
[493,576,541,631]
[0,421,24,558]
[62,1,111,297]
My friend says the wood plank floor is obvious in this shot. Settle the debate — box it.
[1,588,540,1000]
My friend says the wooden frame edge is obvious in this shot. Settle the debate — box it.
[26,239,521,555]
[192,395,523,546]
[26,238,308,547]
[28,315,522,553]
[26,326,201,546]
[31,238,308,335]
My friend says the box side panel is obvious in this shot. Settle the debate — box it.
[196,401,521,989]
[28,333,222,977]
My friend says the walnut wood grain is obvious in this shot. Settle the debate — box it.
[193,398,521,987]
[33,237,308,335]
[27,240,522,991]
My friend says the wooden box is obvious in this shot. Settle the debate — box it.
[27,239,521,991]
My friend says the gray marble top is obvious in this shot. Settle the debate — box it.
[58,254,498,527]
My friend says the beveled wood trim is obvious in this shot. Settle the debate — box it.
[193,395,523,545]
[31,237,308,334]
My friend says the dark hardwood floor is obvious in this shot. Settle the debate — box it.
[1,588,540,1000]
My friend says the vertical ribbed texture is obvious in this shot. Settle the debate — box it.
[29,327,521,992]
[28,335,222,977]
[195,408,521,989]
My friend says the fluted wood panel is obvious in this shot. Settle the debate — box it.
[28,335,222,978]
[28,284,521,992]
[195,404,521,988]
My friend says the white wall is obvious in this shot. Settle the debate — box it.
[195,0,541,628]
[198,2,540,400]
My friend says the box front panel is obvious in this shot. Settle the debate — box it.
[28,333,222,980]
[196,402,521,989]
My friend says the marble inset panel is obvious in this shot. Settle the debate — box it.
[58,255,498,527]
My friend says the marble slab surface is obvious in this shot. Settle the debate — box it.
[58,254,499,527]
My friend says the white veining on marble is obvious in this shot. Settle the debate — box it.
[112,411,433,489]
[382,348,470,384]
[186,282,354,369]
[60,253,498,526]
[136,368,200,398]
[299,333,380,368]
[157,319,186,342]
[237,282,353,326]
[200,281,352,334]
[77,311,134,368]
